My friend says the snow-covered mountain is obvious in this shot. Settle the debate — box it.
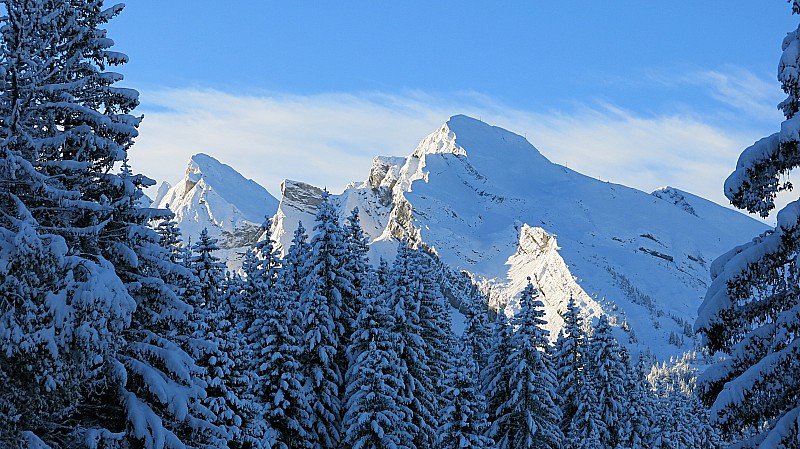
[156,153,279,254]
[271,115,768,359]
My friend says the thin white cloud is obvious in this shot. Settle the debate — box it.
[492,105,753,207]
[129,75,779,223]
[131,89,452,195]
[702,71,777,115]
[648,66,784,124]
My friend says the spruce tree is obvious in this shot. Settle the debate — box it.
[283,221,312,296]
[617,356,656,449]
[552,294,586,434]
[216,271,268,449]
[298,192,351,449]
[0,221,133,447]
[651,369,692,449]
[242,220,310,449]
[583,315,627,448]
[461,292,493,372]
[342,207,371,346]
[189,228,227,306]
[216,272,277,449]
[389,241,438,449]
[156,216,244,448]
[155,217,185,265]
[341,276,415,449]
[566,373,604,449]
[185,228,256,448]
[0,0,140,246]
[339,207,372,420]
[413,248,458,414]
[649,355,721,449]
[0,1,218,446]
[496,280,562,449]
[111,176,224,448]
[239,218,283,332]
[0,5,140,444]
[437,342,494,449]
[482,309,514,449]
[376,257,391,287]
[695,3,800,447]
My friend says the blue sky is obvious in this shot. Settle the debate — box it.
[109,2,798,221]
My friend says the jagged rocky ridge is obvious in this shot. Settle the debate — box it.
[270,115,768,359]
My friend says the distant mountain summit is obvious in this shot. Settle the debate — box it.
[157,153,279,250]
[271,114,768,358]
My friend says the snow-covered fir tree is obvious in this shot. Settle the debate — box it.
[155,217,185,265]
[341,273,415,449]
[341,207,371,348]
[494,279,562,449]
[111,164,224,449]
[283,220,312,295]
[215,271,269,449]
[0,221,134,447]
[376,257,391,286]
[155,217,244,448]
[552,294,586,435]
[461,292,493,372]
[482,309,514,449]
[566,369,604,449]
[239,218,283,330]
[437,342,494,449]
[189,228,227,306]
[339,207,373,420]
[695,3,800,447]
[184,228,262,447]
[0,0,140,245]
[413,248,458,414]
[389,242,438,449]
[241,219,310,449]
[227,271,275,446]
[0,1,218,446]
[583,315,628,448]
[617,356,656,449]
[298,192,352,449]
[0,7,138,443]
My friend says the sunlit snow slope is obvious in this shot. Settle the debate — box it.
[272,115,768,359]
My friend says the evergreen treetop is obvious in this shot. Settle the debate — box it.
[696,3,800,447]
[502,279,562,449]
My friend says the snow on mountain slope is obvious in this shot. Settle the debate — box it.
[272,114,768,359]
[157,153,279,252]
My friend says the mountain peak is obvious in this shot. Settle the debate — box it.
[152,180,172,206]
[186,152,242,184]
[410,115,552,174]
[156,153,278,250]
[446,114,530,149]
[189,152,217,166]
